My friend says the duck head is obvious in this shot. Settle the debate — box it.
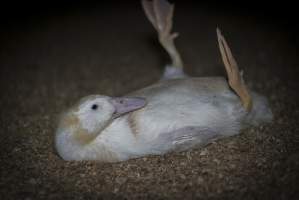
[56,95,146,146]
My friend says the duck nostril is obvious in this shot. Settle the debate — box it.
[119,100,124,104]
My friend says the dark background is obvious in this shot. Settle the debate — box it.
[1,0,298,199]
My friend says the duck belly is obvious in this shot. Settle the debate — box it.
[125,77,246,155]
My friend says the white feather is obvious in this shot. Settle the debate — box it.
[55,77,272,162]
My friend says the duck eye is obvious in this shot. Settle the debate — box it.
[91,104,98,110]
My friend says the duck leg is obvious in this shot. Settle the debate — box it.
[142,0,186,79]
[216,28,252,111]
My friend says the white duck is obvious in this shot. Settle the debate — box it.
[55,0,273,162]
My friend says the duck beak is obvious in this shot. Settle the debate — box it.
[111,97,147,119]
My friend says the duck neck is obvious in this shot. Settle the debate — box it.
[55,129,86,160]
[55,128,119,162]
[55,112,120,161]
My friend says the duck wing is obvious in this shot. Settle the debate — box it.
[150,126,221,153]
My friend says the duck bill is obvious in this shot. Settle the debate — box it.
[110,97,147,119]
